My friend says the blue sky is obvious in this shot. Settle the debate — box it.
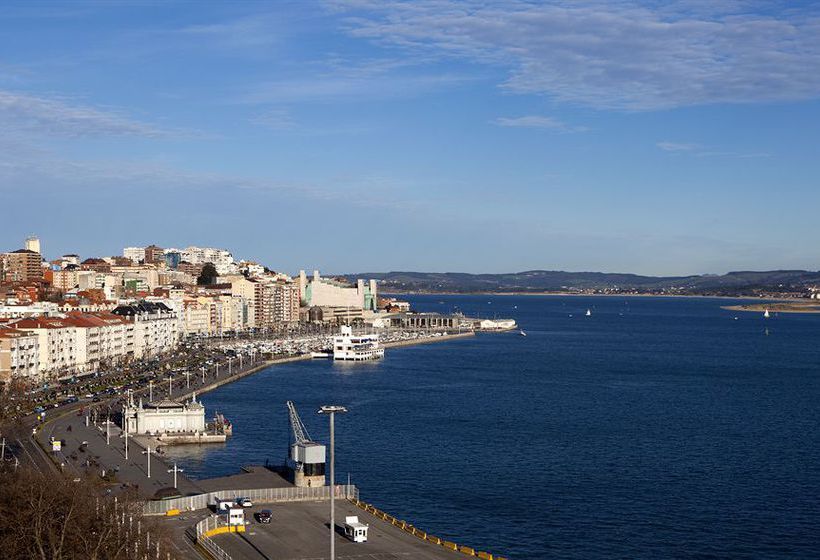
[1,1,819,275]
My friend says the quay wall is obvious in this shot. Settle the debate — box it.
[382,331,474,349]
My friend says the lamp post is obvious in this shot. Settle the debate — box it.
[148,381,153,402]
[185,371,190,389]
[227,357,233,375]
[167,375,173,398]
[201,366,205,383]
[167,462,184,489]
[318,405,348,560]
[142,447,151,478]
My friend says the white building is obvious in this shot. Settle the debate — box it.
[123,247,146,264]
[0,328,40,383]
[123,394,205,435]
[299,270,378,311]
[11,317,79,379]
[111,301,179,358]
[25,236,41,254]
[171,246,237,275]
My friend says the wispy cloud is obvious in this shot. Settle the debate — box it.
[657,141,700,152]
[0,90,178,138]
[330,1,820,110]
[493,115,586,132]
[176,13,282,49]
[657,139,770,158]
[0,143,415,212]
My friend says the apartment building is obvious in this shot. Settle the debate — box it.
[1,249,43,282]
[13,317,79,378]
[0,328,40,383]
[112,301,179,358]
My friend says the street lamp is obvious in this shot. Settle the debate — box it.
[122,413,129,460]
[167,462,184,489]
[148,380,153,402]
[142,446,151,478]
[318,405,348,560]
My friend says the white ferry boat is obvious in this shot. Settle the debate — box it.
[333,325,384,361]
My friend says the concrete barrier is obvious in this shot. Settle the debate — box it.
[443,541,458,550]
[477,552,493,560]
[203,525,246,538]
[458,545,476,556]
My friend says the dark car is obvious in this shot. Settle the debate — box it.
[257,510,272,523]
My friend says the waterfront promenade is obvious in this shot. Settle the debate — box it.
[31,330,474,498]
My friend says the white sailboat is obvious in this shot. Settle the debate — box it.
[763,309,770,319]
[518,329,527,337]
[585,309,592,317]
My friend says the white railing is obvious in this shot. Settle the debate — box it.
[194,516,232,560]
[144,484,358,515]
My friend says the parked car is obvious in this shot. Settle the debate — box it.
[235,497,253,508]
[257,509,272,523]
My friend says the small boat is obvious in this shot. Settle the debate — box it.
[763,309,770,319]
[585,309,592,317]
[518,330,527,337]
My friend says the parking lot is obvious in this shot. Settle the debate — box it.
[212,500,458,560]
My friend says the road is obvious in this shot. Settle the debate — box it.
[19,354,270,496]
[212,501,458,560]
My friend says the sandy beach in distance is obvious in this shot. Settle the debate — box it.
[722,302,820,314]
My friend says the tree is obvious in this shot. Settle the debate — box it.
[197,263,218,285]
[0,466,172,559]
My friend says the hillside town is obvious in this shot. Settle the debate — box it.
[0,236,465,385]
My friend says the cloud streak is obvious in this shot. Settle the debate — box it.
[657,139,770,158]
[330,1,820,110]
[0,90,178,138]
[493,115,585,132]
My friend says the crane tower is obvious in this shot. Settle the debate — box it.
[286,400,326,487]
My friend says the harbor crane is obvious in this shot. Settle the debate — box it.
[286,401,327,487]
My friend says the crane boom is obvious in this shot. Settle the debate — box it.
[286,400,311,444]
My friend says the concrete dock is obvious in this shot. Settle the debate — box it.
[210,501,461,560]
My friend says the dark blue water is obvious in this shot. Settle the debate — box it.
[165,295,820,559]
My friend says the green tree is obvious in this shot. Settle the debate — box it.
[197,262,218,285]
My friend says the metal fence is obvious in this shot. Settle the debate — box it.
[194,516,233,560]
[144,484,358,515]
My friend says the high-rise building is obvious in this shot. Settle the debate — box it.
[25,236,41,255]
[1,249,43,282]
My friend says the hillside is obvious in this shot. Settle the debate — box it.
[343,270,820,296]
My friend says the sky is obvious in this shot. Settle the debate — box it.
[1,0,819,276]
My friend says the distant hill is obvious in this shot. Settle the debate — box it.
[342,270,820,295]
